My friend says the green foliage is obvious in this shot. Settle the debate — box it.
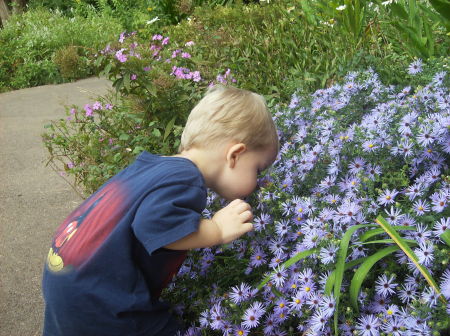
[42,94,184,195]
[0,7,122,91]
[379,0,449,59]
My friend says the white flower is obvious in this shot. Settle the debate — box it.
[336,5,346,10]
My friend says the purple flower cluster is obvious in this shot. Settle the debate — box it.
[168,68,449,334]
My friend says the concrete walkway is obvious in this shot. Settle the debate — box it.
[0,77,112,336]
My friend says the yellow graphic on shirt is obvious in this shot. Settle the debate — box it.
[46,220,78,272]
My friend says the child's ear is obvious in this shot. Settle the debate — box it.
[226,143,247,168]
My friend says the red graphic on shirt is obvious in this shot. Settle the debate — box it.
[48,181,126,271]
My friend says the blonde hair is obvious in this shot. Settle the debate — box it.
[179,85,279,152]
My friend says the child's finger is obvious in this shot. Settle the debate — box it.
[240,210,253,222]
[242,222,254,233]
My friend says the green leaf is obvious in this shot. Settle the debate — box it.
[132,146,145,154]
[152,128,161,138]
[349,245,400,312]
[428,0,450,21]
[256,248,319,290]
[440,230,450,247]
[360,238,417,245]
[324,257,368,295]
[390,3,409,20]
[359,227,415,242]
[332,224,374,335]
[376,215,446,303]
[163,117,177,142]
[119,133,129,141]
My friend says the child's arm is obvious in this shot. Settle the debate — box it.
[164,199,253,250]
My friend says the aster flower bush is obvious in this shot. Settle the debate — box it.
[164,63,450,335]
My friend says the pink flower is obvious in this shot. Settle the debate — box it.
[131,74,137,80]
[185,41,195,47]
[115,49,127,63]
[152,34,163,40]
[92,101,102,110]
[181,52,191,59]
[84,104,93,117]
[162,37,169,45]
[119,32,126,43]
[191,71,201,82]
[172,49,181,58]
[105,104,113,110]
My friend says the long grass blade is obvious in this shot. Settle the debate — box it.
[332,224,371,335]
[440,230,450,247]
[349,245,400,312]
[359,226,415,242]
[324,256,368,295]
[360,238,417,245]
[376,215,446,304]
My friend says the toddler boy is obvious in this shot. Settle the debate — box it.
[42,85,279,335]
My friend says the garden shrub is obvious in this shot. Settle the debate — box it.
[161,64,450,335]
[0,7,122,91]
[42,31,240,194]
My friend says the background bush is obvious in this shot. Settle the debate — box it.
[0,7,122,91]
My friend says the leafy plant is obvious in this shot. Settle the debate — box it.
[0,7,122,91]
[381,0,442,58]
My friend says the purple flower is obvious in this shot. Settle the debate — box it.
[319,295,336,318]
[241,301,265,328]
[356,314,380,336]
[92,101,102,110]
[414,241,434,266]
[84,104,93,117]
[319,244,338,265]
[377,189,399,206]
[375,274,397,298]
[249,246,266,269]
[115,48,127,63]
[271,265,287,288]
[407,59,423,75]
[181,52,191,58]
[229,283,252,304]
[412,199,430,216]
[398,283,417,304]
[118,32,126,43]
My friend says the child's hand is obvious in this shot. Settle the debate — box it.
[212,199,254,244]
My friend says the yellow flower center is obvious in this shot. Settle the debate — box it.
[386,195,391,200]
[305,287,311,292]
[295,299,301,304]
[368,143,374,148]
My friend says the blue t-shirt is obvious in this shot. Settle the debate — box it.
[42,152,207,336]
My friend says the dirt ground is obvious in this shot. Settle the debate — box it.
[0,78,111,336]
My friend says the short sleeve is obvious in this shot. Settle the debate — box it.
[131,183,206,255]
